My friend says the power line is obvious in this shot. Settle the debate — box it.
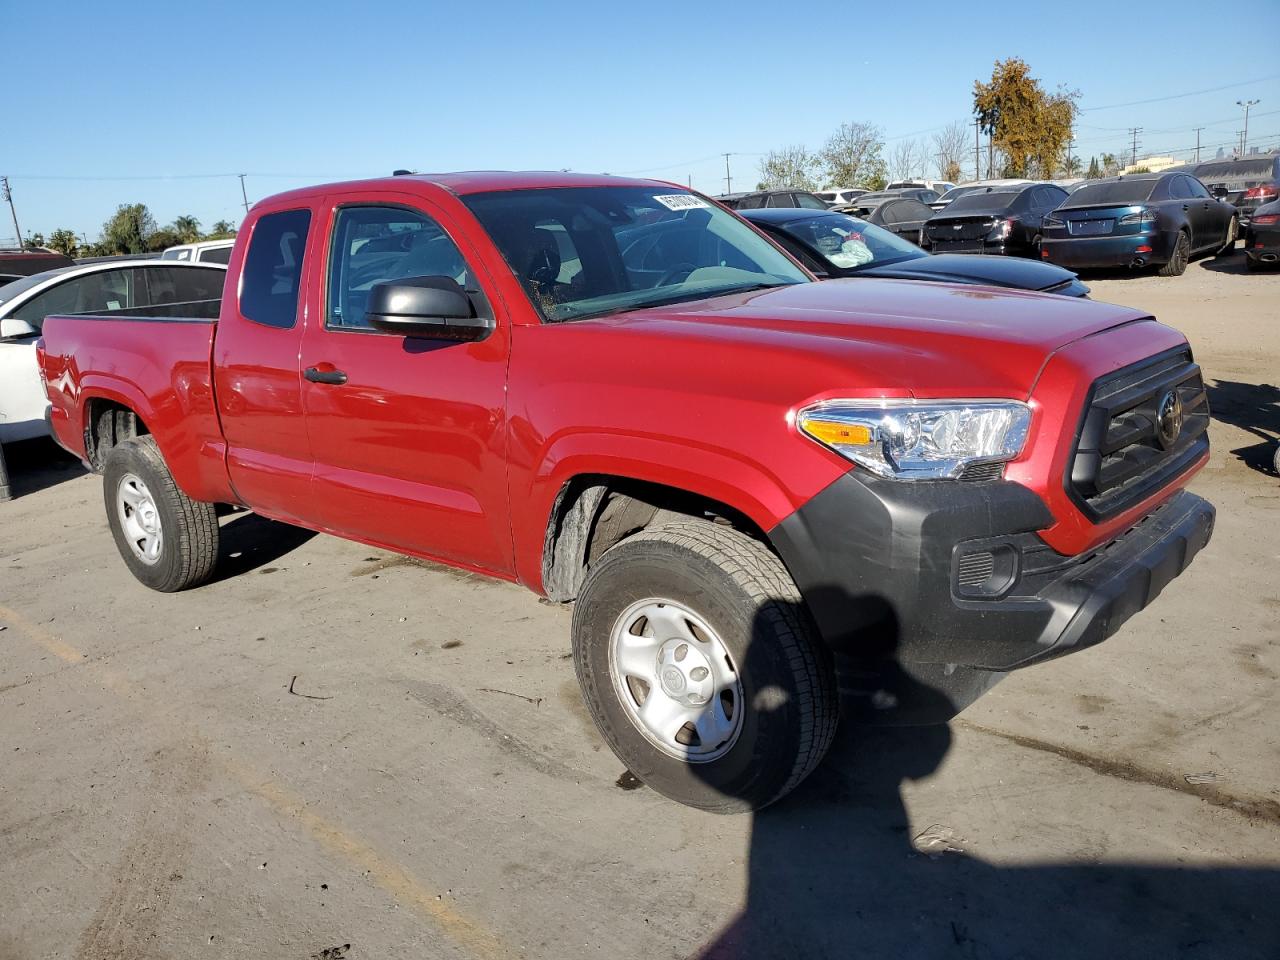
[1082,74,1280,112]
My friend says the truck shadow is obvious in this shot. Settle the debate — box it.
[208,510,318,582]
[1205,378,1280,475]
[0,438,87,500]
[690,589,1279,959]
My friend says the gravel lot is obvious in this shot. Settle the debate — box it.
[2,251,1278,960]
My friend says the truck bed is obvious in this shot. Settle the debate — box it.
[40,305,233,502]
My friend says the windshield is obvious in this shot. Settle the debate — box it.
[464,186,808,322]
[944,190,1020,212]
[1068,180,1158,205]
[777,213,924,272]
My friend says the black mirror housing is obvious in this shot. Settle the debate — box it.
[366,276,491,341]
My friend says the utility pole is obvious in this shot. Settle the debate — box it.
[1066,137,1074,176]
[1,177,22,249]
[987,131,993,180]
[1127,127,1142,168]
[722,154,733,194]
[1193,127,1204,163]
[238,173,250,213]
[1237,99,1260,155]
[973,120,981,182]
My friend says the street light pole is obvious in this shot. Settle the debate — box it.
[1236,99,1260,155]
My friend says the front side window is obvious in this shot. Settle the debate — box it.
[1168,177,1194,200]
[12,269,136,330]
[795,193,828,210]
[240,209,311,329]
[464,186,808,323]
[326,205,471,331]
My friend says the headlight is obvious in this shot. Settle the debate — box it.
[798,399,1032,480]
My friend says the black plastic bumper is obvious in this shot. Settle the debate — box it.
[769,474,1214,672]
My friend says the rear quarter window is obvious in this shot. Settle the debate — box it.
[239,209,311,329]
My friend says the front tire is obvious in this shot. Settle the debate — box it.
[1158,231,1190,276]
[103,436,219,592]
[572,521,838,813]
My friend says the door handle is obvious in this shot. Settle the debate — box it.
[304,365,348,385]
[1181,204,1189,211]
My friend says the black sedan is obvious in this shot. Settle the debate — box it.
[740,207,1089,296]
[923,183,1067,257]
[717,189,829,211]
[1245,198,1280,271]
[1041,172,1237,276]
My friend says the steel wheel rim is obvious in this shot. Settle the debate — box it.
[117,473,163,565]
[608,598,744,763]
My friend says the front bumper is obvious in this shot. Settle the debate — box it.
[770,474,1214,672]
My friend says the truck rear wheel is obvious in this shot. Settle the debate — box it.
[571,521,838,813]
[102,436,218,592]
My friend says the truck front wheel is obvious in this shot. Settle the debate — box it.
[102,436,219,592]
[572,521,838,812]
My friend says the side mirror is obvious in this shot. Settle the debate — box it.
[0,316,39,340]
[366,276,491,341]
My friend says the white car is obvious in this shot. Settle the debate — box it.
[929,179,1035,211]
[886,179,956,196]
[0,260,226,447]
[814,187,869,206]
[161,238,235,264]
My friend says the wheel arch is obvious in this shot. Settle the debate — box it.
[540,473,779,603]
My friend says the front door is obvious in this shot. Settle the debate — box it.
[299,195,513,576]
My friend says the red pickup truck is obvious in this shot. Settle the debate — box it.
[38,172,1215,812]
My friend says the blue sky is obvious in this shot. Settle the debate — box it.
[6,0,1279,243]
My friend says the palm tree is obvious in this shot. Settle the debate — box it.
[172,215,201,243]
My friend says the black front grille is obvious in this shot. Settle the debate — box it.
[1067,348,1210,520]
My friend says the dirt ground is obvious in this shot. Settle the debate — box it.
[2,252,1278,960]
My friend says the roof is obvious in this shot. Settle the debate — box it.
[739,208,840,225]
[263,171,670,207]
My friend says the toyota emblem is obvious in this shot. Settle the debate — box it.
[1157,390,1183,448]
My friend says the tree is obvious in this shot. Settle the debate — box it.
[205,220,236,239]
[98,203,156,255]
[25,231,45,249]
[171,215,201,243]
[47,228,79,257]
[888,138,929,182]
[932,122,968,183]
[818,122,888,189]
[1100,153,1121,176]
[1060,154,1083,178]
[1086,156,1101,179]
[147,228,183,252]
[758,145,822,191]
[973,58,1079,178]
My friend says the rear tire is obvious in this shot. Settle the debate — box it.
[1158,231,1190,277]
[571,520,838,813]
[103,436,218,592]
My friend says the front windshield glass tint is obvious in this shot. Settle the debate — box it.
[780,214,923,271]
[464,187,808,322]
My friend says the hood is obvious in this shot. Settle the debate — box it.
[590,278,1148,401]
[856,254,1085,294]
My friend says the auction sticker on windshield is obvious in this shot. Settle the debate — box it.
[654,195,710,211]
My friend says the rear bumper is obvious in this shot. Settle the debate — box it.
[926,238,1021,256]
[770,473,1214,672]
[1042,232,1177,268]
